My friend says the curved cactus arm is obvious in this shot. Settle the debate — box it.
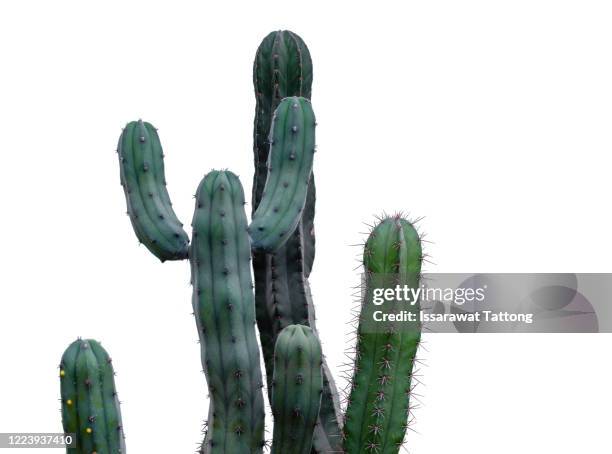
[343,216,423,454]
[59,339,126,454]
[271,325,323,454]
[249,97,316,252]
[118,119,189,261]
[190,170,266,454]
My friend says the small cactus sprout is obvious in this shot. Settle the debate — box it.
[343,216,423,454]
[271,325,323,454]
[190,170,266,453]
[59,339,126,454]
[249,97,316,253]
[118,119,189,261]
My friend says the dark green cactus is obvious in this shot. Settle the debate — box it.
[190,170,266,454]
[251,30,342,453]
[59,339,126,454]
[118,119,189,262]
[249,96,316,252]
[271,325,323,454]
[252,29,316,276]
[343,216,423,454]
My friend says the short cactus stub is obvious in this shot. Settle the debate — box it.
[271,325,323,454]
[59,339,126,454]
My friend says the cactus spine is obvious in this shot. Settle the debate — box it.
[249,96,316,252]
[343,216,423,454]
[190,170,266,453]
[271,325,323,454]
[59,339,125,454]
[251,30,342,453]
[118,120,189,261]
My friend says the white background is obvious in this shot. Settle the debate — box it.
[1,1,611,453]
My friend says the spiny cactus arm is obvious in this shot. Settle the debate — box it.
[191,170,266,454]
[118,119,189,261]
[59,339,126,454]
[343,217,423,454]
[249,97,316,252]
[271,325,323,454]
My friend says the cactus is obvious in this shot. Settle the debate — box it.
[107,30,427,454]
[59,339,126,454]
[343,215,423,454]
[118,119,189,262]
[249,96,316,252]
[190,170,266,453]
[252,30,312,211]
[271,325,323,454]
[251,30,343,453]
[252,29,316,276]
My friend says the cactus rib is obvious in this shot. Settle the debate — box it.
[271,325,323,454]
[118,120,189,261]
[190,170,266,454]
[343,216,423,454]
[59,339,126,454]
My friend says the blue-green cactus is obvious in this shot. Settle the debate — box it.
[59,339,126,454]
[118,120,189,261]
[190,170,266,453]
[271,325,323,454]
[249,96,316,253]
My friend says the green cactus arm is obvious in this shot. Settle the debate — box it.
[59,339,126,454]
[118,120,189,261]
[343,216,423,454]
[249,97,316,252]
[190,170,266,454]
[271,325,323,454]
[252,29,316,276]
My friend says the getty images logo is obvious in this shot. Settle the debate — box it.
[371,284,487,306]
